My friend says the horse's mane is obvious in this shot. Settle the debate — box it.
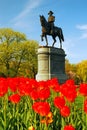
[42,15,47,22]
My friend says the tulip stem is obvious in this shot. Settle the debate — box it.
[82,96,85,129]
[3,94,8,130]
[86,114,87,129]
[61,117,65,130]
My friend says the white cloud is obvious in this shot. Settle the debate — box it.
[13,0,42,22]
[76,24,87,30]
[13,21,29,28]
[10,0,43,30]
[80,33,87,39]
[76,24,87,39]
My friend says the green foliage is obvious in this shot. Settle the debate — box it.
[0,28,39,78]
[76,60,87,83]
[65,59,87,84]
[0,28,26,44]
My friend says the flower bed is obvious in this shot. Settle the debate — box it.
[0,77,87,130]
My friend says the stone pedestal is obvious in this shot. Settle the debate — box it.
[36,46,67,83]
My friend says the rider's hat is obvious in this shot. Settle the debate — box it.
[48,10,54,15]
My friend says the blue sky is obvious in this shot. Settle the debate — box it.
[0,0,87,64]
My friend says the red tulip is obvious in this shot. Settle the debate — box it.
[79,83,87,96]
[47,78,60,92]
[30,80,50,100]
[84,99,87,114]
[60,106,70,117]
[7,77,19,92]
[60,80,77,102]
[32,101,50,116]
[9,94,21,104]
[64,125,75,130]
[30,90,39,100]
[65,79,75,86]
[54,96,65,109]
[18,78,37,96]
[0,78,8,97]
[37,81,50,100]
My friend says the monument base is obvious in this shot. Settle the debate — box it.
[36,73,67,84]
[36,46,67,84]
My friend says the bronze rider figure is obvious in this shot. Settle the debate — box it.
[48,10,55,34]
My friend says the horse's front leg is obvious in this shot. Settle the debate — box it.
[45,35,48,46]
[41,34,44,41]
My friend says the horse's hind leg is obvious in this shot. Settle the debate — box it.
[60,42,62,48]
[52,36,56,47]
[59,38,62,48]
[52,39,56,47]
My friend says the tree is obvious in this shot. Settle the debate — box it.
[65,59,72,74]
[15,40,38,78]
[65,59,87,84]
[76,60,87,83]
[65,59,80,84]
[0,28,39,77]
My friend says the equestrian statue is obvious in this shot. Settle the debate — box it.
[40,11,64,48]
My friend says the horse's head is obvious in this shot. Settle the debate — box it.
[39,15,47,26]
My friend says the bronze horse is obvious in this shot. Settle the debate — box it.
[40,15,64,48]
